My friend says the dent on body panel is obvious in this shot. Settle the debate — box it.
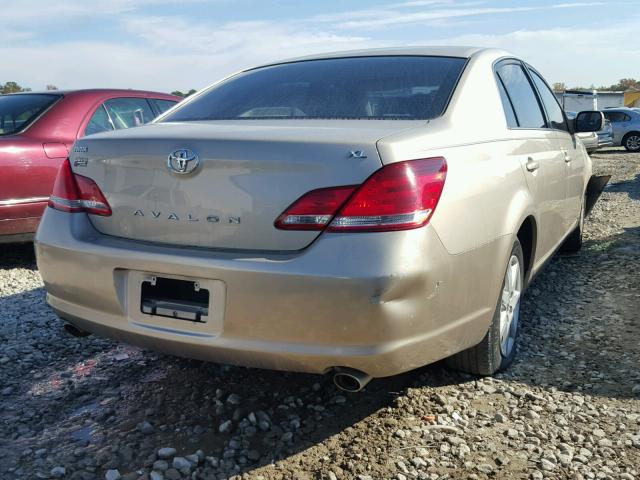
[368,231,453,337]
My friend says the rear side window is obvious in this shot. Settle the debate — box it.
[0,93,61,135]
[151,99,178,114]
[529,70,568,132]
[604,111,630,122]
[496,77,518,128]
[496,63,545,129]
[84,105,114,136]
[164,56,467,121]
[103,98,155,129]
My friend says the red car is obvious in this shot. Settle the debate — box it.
[0,89,180,243]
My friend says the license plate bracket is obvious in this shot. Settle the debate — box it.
[140,276,210,323]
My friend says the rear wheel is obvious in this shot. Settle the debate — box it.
[623,133,640,152]
[446,239,524,375]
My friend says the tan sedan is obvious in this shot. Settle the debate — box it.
[35,47,605,391]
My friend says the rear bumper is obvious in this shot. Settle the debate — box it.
[581,138,599,151]
[597,134,613,148]
[35,208,506,377]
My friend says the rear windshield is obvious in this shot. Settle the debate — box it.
[0,94,61,135]
[163,56,466,121]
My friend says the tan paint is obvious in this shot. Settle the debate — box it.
[35,47,591,377]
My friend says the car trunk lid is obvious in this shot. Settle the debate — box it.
[74,120,421,251]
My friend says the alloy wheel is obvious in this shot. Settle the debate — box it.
[499,254,522,357]
[626,135,640,151]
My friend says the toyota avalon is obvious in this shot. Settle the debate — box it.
[35,47,605,391]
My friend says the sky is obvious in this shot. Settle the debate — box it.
[1,0,638,93]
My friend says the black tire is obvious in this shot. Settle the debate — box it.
[446,239,524,375]
[561,194,585,253]
[622,132,640,152]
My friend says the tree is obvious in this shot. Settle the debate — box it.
[612,78,640,91]
[171,89,197,98]
[552,82,567,92]
[598,78,640,92]
[0,81,31,94]
[46,84,59,90]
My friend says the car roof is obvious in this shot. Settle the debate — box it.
[3,89,179,99]
[603,107,638,113]
[254,46,509,69]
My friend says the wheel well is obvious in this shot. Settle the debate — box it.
[622,131,640,141]
[517,217,536,284]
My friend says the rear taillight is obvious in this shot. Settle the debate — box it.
[274,157,447,233]
[274,186,356,230]
[48,159,112,216]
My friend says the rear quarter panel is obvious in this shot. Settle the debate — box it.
[0,137,62,234]
[376,50,539,257]
[0,138,62,207]
[365,52,544,354]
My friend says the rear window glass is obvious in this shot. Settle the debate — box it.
[163,56,466,121]
[0,94,61,135]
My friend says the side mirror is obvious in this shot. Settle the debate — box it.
[574,111,604,132]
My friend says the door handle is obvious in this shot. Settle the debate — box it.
[525,158,539,172]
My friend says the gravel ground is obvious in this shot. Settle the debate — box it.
[1,148,638,480]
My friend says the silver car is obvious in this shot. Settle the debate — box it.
[597,118,614,148]
[35,47,604,391]
[603,107,640,152]
[565,111,612,152]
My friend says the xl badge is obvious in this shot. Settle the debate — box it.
[167,148,200,175]
[348,150,367,159]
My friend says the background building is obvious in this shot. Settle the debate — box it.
[624,91,640,108]
[555,90,625,111]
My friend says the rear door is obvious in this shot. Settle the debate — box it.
[603,111,631,145]
[527,67,582,232]
[496,61,567,258]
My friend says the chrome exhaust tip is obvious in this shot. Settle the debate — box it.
[64,323,91,338]
[332,367,372,392]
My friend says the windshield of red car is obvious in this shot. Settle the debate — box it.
[0,94,61,136]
